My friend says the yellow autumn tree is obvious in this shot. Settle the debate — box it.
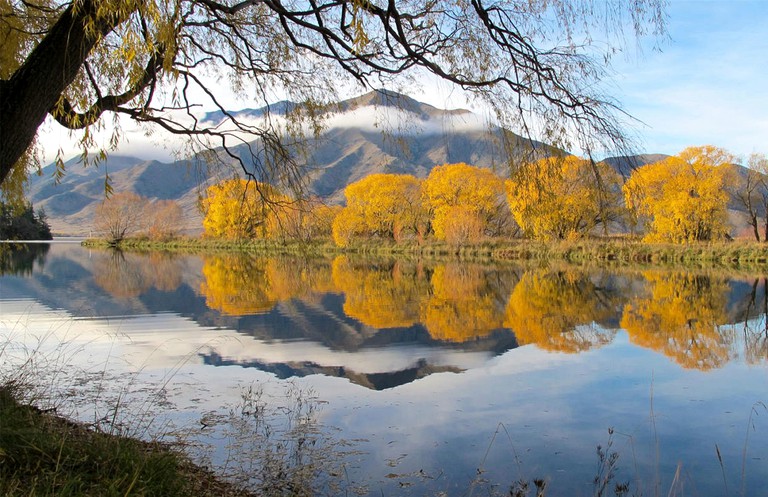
[201,179,276,239]
[506,155,624,240]
[421,263,506,342]
[422,163,509,242]
[331,256,430,329]
[620,271,733,370]
[623,145,732,243]
[504,269,617,352]
[332,173,426,247]
[265,197,341,242]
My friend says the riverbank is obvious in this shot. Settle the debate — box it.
[83,237,768,269]
[0,383,254,497]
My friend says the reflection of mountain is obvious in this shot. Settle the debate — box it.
[201,351,463,390]
[3,244,768,378]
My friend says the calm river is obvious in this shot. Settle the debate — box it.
[1,242,767,496]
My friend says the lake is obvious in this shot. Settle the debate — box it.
[1,242,766,496]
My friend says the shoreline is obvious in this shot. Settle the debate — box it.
[79,237,768,270]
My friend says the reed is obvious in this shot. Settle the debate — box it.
[85,236,768,270]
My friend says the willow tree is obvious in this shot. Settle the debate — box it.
[623,145,732,243]
[0,0,666,201]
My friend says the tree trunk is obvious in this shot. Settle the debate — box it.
[0,0,123,184]
[751,214,761,242]
[764,215,768,243]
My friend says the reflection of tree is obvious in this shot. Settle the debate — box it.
[741,278,768,365]
[200,255,277,315]
[93,250,184,298]
[0,243,49,276]
[265,257,336,303]
[422,264,507,342]
[200,255,337,316]
[504,270,617,352]
[331,256,429,329]
[620,272,732,370]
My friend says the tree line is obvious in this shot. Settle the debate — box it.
[197,145,768,245]
[0,202,52,240]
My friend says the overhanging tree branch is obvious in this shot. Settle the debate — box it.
[0,0,667,199]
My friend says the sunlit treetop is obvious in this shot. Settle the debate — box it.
[0,0,667,202]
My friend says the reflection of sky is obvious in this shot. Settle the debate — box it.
[2,244,768,496]
[2,296,767,496]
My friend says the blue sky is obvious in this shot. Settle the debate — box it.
[412,0,768,160]
[611,0,767,159]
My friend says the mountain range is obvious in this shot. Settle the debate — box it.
[24,90,747,237]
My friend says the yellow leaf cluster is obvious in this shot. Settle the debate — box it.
[201,179,273,239]
[623,145,731,242]
[506,156,623,240]
[422,163,506,241]
[332,173,426,246]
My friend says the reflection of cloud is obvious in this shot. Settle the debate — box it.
[0,300,493,375]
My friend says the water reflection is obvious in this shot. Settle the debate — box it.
[621,271,734,370]
[2,244,768,373]
[737,277,768,365]
[2,244,767,496]
[93,250,184,298]
[504,269,619,353]
[422,263,511,342]
[332,256,428,329]
[0,243,49,276]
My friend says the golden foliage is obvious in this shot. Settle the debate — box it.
[332,173,426,246]
[331,206,367,248]
[620,271,733,370]
[422,163,507,241]
[623,145,731,242]
[506,156,624,240]
[441,205,485,246]
[201,179,273,239]
[504,270,617,352]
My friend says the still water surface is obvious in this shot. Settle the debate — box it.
[1,242,767,496]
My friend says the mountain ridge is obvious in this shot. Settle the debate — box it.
[25,90,708,237]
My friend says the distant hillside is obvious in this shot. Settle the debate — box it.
[26,89,762,238]
[600,153,669,177]
[27,156,214,236]
[28,90,554,235]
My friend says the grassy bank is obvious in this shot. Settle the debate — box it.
[0,383,253,497]
[84,236,768,269]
